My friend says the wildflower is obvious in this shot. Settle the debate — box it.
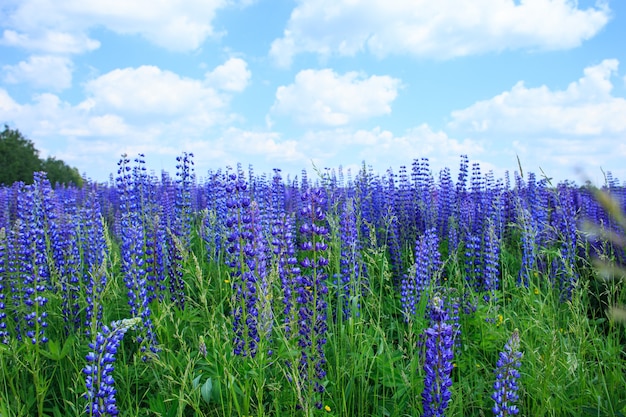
[83,317,141,417]
[422,295,454,417]
[199,335,207,358]
[324,405,331,412]
[338,198,366,319]
[492,329,523,417]
[116,155,160,360]
[0,227,7,344]
[293,188,329,410]
[225,171,270,358]
[402,228,441,320]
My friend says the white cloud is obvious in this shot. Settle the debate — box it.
[448,59,626,136]
[0,88,21,113]
[221,128,303,161]
[0,58,254,180]
[205,58,251,92]
[297,125,482,171]
[270,0,610,66]
[2,0,230,53]
[445,59,626,182]
[3,55,73,90]
[0,29,100,54]
[271,69,400,126]
[83,65,227,121]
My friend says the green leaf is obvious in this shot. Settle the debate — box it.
[48,340,60,358]
[40,336,75,361]
[200,378,213,404]
[60,335,75,358]
[192,375,202,389]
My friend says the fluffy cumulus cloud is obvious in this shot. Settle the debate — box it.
[271,69,400,126]
[2,55,73,90]
[190,125,482,180]
[1,0,231,53]
[0,30,100,54]
[447,59,626,180]
[0,57,254,180]
[204,58,251,92]
[448,59,626,136]
[279,124,483,178]
[81,57,253,127]
[270,0,610,66]
[83,66,226,118]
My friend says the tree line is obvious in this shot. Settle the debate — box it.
[0,125,83,187]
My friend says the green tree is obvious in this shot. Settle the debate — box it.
[0,124,42,185]
[0,125,83,187]
[41,156,84,187]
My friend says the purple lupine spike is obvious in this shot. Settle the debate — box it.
[470,162,485,236]
[422,295,454,417]
[0,227,7,343]
[269,169,300,336]
[272,211,299,336]
[225,170,270,358]
[83,317,141,417]
[169,152,195,309]
[80,190,108,336]
[15,173,53,345]
[397,164,416,244]
[402,228,441,320]
[203,169,228,261]
[116,155,159,359]
[482,220,501,300]
[437,167,455,239]
[415,157,436,233]
[456,155,469,206]
[552,183,579,300]
[384,168,404,283]
[338,198,366,319]
[294,187,329,410]
[516,204,537,288]
[492,329,523,417]
[55,189,83,333]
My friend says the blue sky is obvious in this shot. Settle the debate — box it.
[1,0,625,184]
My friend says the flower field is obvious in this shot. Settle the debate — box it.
[0,153,625,417]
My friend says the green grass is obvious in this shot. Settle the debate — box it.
[1,216,626,417]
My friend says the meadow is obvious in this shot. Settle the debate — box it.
[0,153,625,417]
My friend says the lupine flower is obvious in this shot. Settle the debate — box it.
[422,295,454,417]
[225,171,271,358]
[552,184,579,300]
[116,155,159,359]
[80,190,108,336]
[516,204,538,288]
[83,317,141,417]
[15,173,52,345]
[294,188,330,410]
[0,227,7,343]
[437,167,455,239]
[455,155,469,213]
[396,165,416,244]
[402,229,441,320]
[492,329,523,417]
[168,152,195,309]
[270,202,299,336]
[53,190,83,334]
[482,220,501,301]
[338,198,365,319]
[413,157,435,232]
